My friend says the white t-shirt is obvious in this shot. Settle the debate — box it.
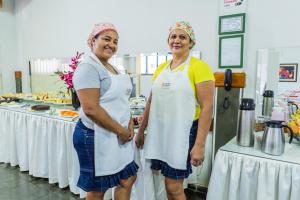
[73,55,112,129]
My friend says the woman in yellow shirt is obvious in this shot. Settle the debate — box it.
[136,21,215,199]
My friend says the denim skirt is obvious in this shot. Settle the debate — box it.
[73,120,139,192]
[151,120,198,180]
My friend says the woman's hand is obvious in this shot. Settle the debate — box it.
[190,144,205,167]
[128,118,135,140]
[135,129,145,149]
[118,127,134,143]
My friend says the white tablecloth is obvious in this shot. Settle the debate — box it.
[0,106,158,199]
[207,138,300,200]
[0,105,212,199]
[0,106,94,198]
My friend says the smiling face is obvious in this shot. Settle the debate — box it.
[168,29,194,56]
[92,30,119,62]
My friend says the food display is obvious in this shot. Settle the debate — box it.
[43,98,72,104]
[130,97,146,128]
[31,105,50,111]
[0,93,23,103]
[0,92,72,105]
[0,92,77,121]
[59,110,79,117]
[0,93,147,124]
[288,110,300,142]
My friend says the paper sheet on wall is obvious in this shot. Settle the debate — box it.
[221,37,241,66]
[221,16,243,33]
[220,0,247,14]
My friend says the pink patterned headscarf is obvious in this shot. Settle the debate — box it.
[87,23,118,49]
[169,21,196,44]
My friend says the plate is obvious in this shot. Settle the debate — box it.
[59,110,79,118]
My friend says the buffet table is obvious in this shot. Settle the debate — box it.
[0,105,92,198]
[0,104,212,199]
[207,137,300,200]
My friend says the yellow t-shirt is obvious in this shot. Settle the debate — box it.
[152,56,215,120]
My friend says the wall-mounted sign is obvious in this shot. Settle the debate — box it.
[219,35,244,68]
[220,0,247,14]
[219,13,245,35]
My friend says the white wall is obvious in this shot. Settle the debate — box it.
[0,0,18,93]
[245,0,300,97]
[6,0,300,96]
[13,0,219,93]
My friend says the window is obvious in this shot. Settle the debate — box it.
[158,55,167,65]
[139,51,201,75]
[147,53,158,74]
[29,58,69,75]
[110,55,126,73]
[167,52,173,61]
[140,54,147,74]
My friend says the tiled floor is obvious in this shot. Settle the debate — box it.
[0,163,80,200]
[0,162,205,200]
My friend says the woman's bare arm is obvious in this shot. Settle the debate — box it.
[77,88,133,142]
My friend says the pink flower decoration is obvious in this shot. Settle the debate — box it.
[55,52,84,90]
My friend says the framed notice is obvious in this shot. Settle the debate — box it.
[219,35,244,68]
[219,13,245,35]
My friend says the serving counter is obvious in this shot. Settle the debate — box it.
[0,105,91,198]
[207,137,300,200]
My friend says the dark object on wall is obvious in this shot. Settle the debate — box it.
[71,90,81,110]
[0,0,3,9]
[224,69,232,91]
[15,71,22,93]
[213,71,246,156]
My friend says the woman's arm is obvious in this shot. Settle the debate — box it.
[135,92,152,148]
[77,88,133,142]
[190,81,215,166]
[139,93,152,132]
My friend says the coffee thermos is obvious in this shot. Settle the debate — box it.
[261,120,294,155]
[237,98,255,146]
[262,90,274,117]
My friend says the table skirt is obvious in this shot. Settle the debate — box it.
[207,150,300,200]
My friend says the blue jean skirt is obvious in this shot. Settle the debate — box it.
[151,120,198,180]
[73,120,139,192]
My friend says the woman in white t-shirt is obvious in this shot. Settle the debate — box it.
[72,23,137,200]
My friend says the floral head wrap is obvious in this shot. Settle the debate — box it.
[87,23,118,49]
[169,21,196,44]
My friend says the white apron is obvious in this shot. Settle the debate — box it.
[144,55,196,170]
[90,54,134,176]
